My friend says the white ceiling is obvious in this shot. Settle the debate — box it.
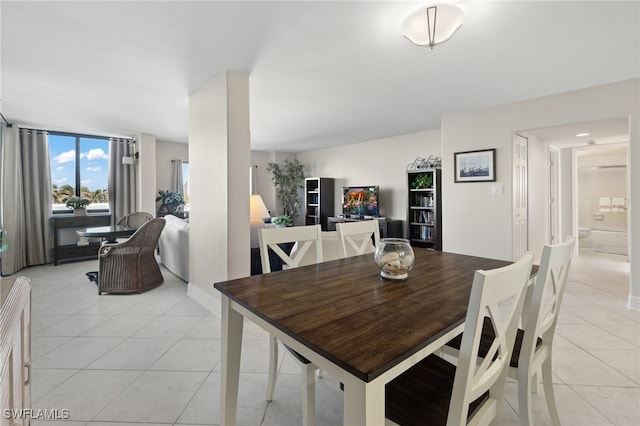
[2,1,639,152]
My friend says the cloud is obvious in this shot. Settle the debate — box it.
[86,166,102,172]
[54,150,76,164]
[83,148,108,161]
[81,179,92,186]
[56,166,64,171]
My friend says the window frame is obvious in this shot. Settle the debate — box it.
[49,131,111,215]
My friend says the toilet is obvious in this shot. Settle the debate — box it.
[578,227,591,239]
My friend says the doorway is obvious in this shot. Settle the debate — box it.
[574,144,629,256]
[526,117,630,259]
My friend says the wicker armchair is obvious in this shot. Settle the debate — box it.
[97,218,166,295]
[116,211,154,228]
[112,212,154,243]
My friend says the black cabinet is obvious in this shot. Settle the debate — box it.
[407,168,442,250]
[52,214,111,265]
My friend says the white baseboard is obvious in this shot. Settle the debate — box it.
[187,283,221,318]
[627,294,640,311]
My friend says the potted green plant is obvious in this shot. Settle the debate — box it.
[272,215,293,228]
[156,190,185,217]
[266,159,306,223]
[65,196,91,216]
[412,173,433,189]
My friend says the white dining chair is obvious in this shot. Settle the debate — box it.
[335,220,380,258]
[512,236,575,425]
[385,252,534,426]
[258,224,323,426]
[444,236,575,426]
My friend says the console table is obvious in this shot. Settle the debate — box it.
[327,216,404,239]
[52,213,111,265]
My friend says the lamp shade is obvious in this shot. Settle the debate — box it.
[250,194,270,220]
[401,3,464,49]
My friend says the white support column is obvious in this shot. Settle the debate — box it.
[188,71,251,313]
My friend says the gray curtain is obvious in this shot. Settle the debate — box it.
[108,138,136,225]
[1,127,53,275]
[171,159,184,195]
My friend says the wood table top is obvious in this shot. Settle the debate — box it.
[214,249,511,382]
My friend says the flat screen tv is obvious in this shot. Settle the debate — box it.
[342,186,379,217]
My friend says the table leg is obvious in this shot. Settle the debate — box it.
[86,272,99,287]
[342,373,385,426]
[220,295,244,426]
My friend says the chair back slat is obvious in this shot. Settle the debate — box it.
[116,211,154,229]
[258,225,323,273]
[336,220,380,258]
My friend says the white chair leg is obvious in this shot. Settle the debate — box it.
[531,369,539,394]
[518,370,534,426]
[266,336,278,402]
[301,364,316,426]
[542,358,561,426]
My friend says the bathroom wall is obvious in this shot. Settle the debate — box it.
[577,146,628,254]
[577,152,627,232]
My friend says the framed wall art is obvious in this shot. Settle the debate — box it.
[454,149,496,182]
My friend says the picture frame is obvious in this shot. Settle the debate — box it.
[454,149,496,182]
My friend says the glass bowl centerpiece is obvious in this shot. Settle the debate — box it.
[374,238,415,280]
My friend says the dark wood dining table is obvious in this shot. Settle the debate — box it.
[214,248,512,425]
[76,225,137,243]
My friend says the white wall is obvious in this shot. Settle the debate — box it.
[250,150,277,215]
[296,79,639,309]
[136,133,157,218]
[251,151,300,222]
[577,153,628,232]
[156,140,188,199]
[442,79,639,263]
[297,129,442,221]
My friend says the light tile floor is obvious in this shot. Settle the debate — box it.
[17,249,639,425]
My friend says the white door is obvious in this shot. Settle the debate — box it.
[549,147,559,244]
[513,134,528,260]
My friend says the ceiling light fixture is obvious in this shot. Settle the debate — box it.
[401,3,464,49]
[576,132,591,137]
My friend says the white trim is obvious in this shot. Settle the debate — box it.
[187,283,221,317]
[627,294,640,311]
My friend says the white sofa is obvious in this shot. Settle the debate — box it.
[158,214,189,281]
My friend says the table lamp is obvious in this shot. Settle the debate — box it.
[250,195,270,224]
[250,194,270,248]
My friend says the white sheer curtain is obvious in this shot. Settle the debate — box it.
[108,138,136,224]
[1,126,53,274]
[171,159,184,195]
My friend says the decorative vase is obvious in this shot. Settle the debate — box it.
[374,238,415,281]
[74,208,87,216]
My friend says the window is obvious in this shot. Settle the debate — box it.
[49,132,110,212]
